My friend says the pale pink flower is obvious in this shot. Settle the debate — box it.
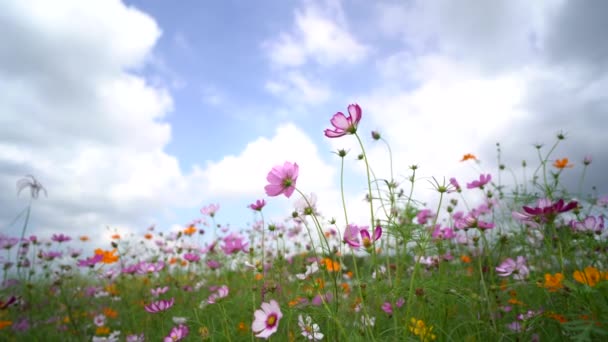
[324,104,362,138]
[496,256,529,280]
[164,324,188,342]
[264,162,299,198]
[252,300,282,339]
[145,298,175,313]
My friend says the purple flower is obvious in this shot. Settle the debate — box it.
[145,298,175,313]
[381,302,393,315]
[77,253,103,268]
[264,162,299,198]
[248,199,266,211]
[416,209,433,225]
[51,234,72,243]
[513,198,578,227]
[183,253,200,263]
[206,260,221,270]
[343,225,382,249]
[324,104,362,138]
[570,216,604,234]
[496,256,529,280]
[466,174,492,189]
[449,177,461,192]
[150,286,169,297]
[164,324,188,342]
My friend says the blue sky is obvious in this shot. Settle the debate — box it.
[2,0,607,248]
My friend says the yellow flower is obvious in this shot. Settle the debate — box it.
[573,266,601,287]
[409,318,437,341]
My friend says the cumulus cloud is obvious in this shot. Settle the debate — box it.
[0,0,206,241]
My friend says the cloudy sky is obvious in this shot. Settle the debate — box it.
[1,0,606,245]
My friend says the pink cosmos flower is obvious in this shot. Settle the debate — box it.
[150,286,169,297]
[252,299,283,339]
[343,224,382,249]
[51,234,71,243]
[200,204,220,217]
[466,174,492,189]
[496,256,529,280]
[221,233,248,255]
[207,285,229,304]
[324,104,362,138]
[513,198,578,228]
[264,162,299,198]
[248,199,266,211]
[164,324,188,342]
[183,253,200,263]
[570,215,604,234]
[145,298,175,313]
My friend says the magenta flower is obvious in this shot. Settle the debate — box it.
[206,259,221,270]
[513,198,578,228]
[221,233,248,255]
[324,104,362,138]
[252,299,283,339]
[449,177,461,192]
[183,253,200,263]
[164,324,188,342]
[51,234,72,243]
[496,256,529,280]
[264,162,299,198]
[416,209,433,225]
[343,224,382,249]
[466,174,492,189]
[248,199,266,211]
[145,298,175,313]
[381,302,393,315]
[150,286,169,297]
[77,253,103,268]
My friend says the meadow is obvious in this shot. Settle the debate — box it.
[1,104,607,341]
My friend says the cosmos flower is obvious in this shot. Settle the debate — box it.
[252,300,282,339]
[298,314,323,341]
[324,104,362,138]
[145,298,175,313]
[264,162,299,198]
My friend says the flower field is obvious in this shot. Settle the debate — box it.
[1,104,607,341]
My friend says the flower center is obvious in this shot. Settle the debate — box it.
[266,314,277,327]
[362,237,372,248]
[282,178,293,188]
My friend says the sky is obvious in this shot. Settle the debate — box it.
[1,0,607,247]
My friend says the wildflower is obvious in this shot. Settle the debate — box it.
[222,233,249,255]
[460,153,477,162]
[371,130,381,140]
[207,285,229,304]
[183,253,200,263]
[79,235,90,242]
[144,233,153,240]
[583,155,592,165]
[573,266,601,287]
[360,315,375,328]
[416,209,433,225]
[496,256,529,280]
[0,320,12,330]
[150,286,169,297]
[16,174,47,199]
[248,199,266,211]
[144,298,175,313]
[298,314,323,341]
[321,258,340,272]
[95,249,119,264]
[51,234,71,243]
[200,203,220,217]
[103,307,118,319]
[540,273,564,292]
[296,262,319,280]
[264,162,299,198]
[173,317,187,324]
[570,216,604,234]
[513,198,578,227]
[126,334,145,342]
[409,318,436,341]
[77,253,103,268]
[164,324,189,342]
[343,224,382,249]
[93,330,120,342]
[449,177,461,192]
[381,302,393,315]
[252,299,282,339]
[206,260,221,270]
[553,158,573,169]
[466,174,491,189]
[294,192,319,217]
[94,314,106,327]
[324,103,362,138]
[183,225,197,236]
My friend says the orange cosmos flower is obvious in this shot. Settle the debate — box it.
[573,266,601,287]
[322,257,340,272]
[0,321,12,330]
[94,249,119,264]
[541,273,564,292]
[79,235,90,242]
[460,153,477,162]
[111,234,121,240]
[553,158,573,169]
[103,307,118,319]
[183,225,197,236]
[460,255,471,264]
[144,233,153,240]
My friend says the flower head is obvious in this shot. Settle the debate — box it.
[324,104,362,138]
[496,256,529,280]
[51,234,71,243]
[248,199,266,211]
[460,153,477,162]
[200,204,220,217]
[264,162,299,198]
[343,225,382,249]
[252,300,282,339]
[573,266,601,287]
[145,298,175,313]
[164,324,188,342]
[553,158,573,169]
[466,174,492,189]
[298,314,323,341]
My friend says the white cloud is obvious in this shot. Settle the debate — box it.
[265,71,331,105]
[264,1,368,68]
